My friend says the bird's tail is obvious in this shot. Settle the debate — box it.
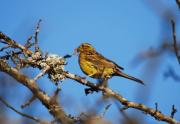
[114,71,144,85]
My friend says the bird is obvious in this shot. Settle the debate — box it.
[74,43,144,85]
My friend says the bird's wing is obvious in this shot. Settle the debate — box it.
[85,51,124,70]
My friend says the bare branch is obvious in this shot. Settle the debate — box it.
[171,20,180,64]
[0,60,75,124]
[34,19,42,52]
[64,72,180,124]
[24,36,33,48]
[21,95,36,109]
[33,65,50,81]
[0,32,33,55]
[1,19,180,124]
[0,45,11,52]
[0,51,22,60]
[0,96,41,123]
[0,40,8,44]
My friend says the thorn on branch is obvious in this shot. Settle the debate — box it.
[171,105,177,118]
[155,102,158,112]
[152,102,161,120]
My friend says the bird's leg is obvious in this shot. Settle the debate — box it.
[98,67,109,88]
[101,78,108,88]
[96,78,109,97]
[101,67,106,78]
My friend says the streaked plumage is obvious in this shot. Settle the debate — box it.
[75,43,144,85]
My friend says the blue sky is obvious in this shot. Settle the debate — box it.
[1,0,180,123]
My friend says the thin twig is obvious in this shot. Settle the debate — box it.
[171,20,180,64]
[24,36,33,48]
[21,95,36,109]
[0,45,11,52]
[50,88,61,107]
[34,19,42,52]
[65,72,180,124]
[0,60,75,124]
[0,32,33,55]
[102,104,111,117]
[0,51,22,60]
[33,65,50,81]
[0,96,41,123]
[0,40,8,44]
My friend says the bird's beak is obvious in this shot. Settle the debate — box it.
[73,48,79,55]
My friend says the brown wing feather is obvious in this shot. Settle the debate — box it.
[85,51,124,70]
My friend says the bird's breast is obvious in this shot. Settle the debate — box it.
[78,53,97,77]
[78,53,115,79]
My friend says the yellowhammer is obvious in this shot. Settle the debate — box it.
[75,43,144,85]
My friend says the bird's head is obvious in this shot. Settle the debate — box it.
[74,43,95,54]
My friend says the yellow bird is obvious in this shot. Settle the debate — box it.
[75,43,144,85]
